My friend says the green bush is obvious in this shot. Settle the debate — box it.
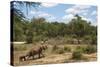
[64,46,71,52]
[75,45,97,54]
[83,35,97,45]
[72,50,82,60]
[83,35,91,44]
[57,48,65,54]
[83,45,97,54]
[91,35,97,45]
[75,46,85,53]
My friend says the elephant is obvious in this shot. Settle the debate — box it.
[19,45,48,61]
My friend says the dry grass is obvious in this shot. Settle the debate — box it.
[12,43,97,66]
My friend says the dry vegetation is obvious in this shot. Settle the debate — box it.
[13,40,97,66]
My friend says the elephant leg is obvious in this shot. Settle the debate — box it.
[38,53,41,58]
[19,56,26,61]
[24,57,26,61]
[25,56,29,61]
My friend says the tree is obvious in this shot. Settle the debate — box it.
[11,1,41,42]
[68,15,93,44]
[11,1,41,18]
[26,30,33,43]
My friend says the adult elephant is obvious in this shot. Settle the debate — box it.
[19,44,48,61]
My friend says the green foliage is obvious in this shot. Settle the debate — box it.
[83,35,91,44]
[57,48,65,54]
[26,32,33,43]
[83,33,97,45]
[83,45,97,54]
[64,46,71,52]
[75,45,97,54]
[13,13,27,41]
[33,35,46,42]
[91,34,97,45]
[13,12,97,45]
[67,15,96,44]
[72,50,82,60]
[75,46,85,53]
[52,45,71,54]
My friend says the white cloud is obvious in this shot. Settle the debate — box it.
[64,5,97,26]
[30,10,56,21]
[81,16,97,26]
[65,5,91,15]
[65,8,77,14]
[91,22,97,26]
[41,2,58,7]
[30,10,37,14]
[29,10,52,18]
[74,15,92,22]
[62,14,74,20]
[38,13,51,17]
[62,14,76,23]
[62,14,97,26]
[62,14,92,23]
[82,16,91,22]
[37,13,57,22]
[37,11,53,18]
[62,14,96,25]
[74,5,91,10]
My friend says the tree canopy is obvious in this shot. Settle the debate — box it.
[11,1,97,45]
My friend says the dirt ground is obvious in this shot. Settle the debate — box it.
[12,44,97,66]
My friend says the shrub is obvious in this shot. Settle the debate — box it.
[64,46,71,52]
[75,45,97,54]
[75,46,85,53]
[83,35,91,44]
[57,48,65,54]
[91,35,97,45]
[72,50,82,60]
[83,45,97,54]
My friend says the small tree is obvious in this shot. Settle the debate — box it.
[68,14,92,44]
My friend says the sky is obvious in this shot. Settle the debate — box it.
[15,2,97,26]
